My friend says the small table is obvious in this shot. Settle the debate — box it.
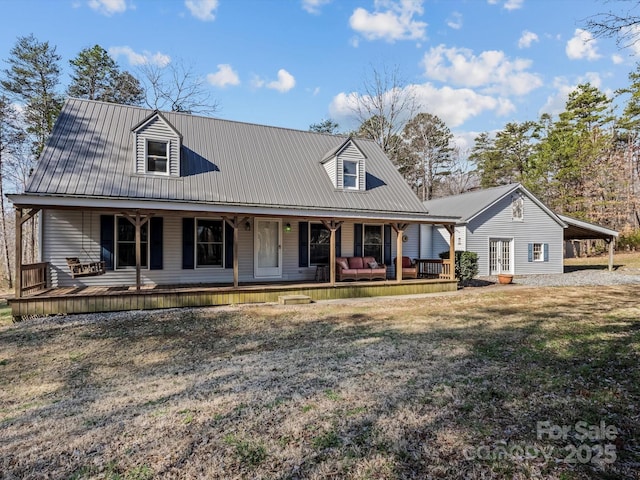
[315,264,329,282]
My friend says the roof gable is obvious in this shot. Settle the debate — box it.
[131,110,182,138]
[424,184,567,228]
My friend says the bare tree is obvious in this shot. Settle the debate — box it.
[583,1,640,49]
[437,147,479,197]
[0,95,24,287]
[350,64,416,164]
[138,59,219,115]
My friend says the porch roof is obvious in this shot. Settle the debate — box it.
[13,98,445,221]
[8,193,461,224]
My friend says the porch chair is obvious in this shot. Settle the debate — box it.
[394,256,418,279]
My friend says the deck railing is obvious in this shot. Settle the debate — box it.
[21,262,49,295]
[416,259,453,279]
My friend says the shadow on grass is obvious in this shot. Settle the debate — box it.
[1,287,639,479]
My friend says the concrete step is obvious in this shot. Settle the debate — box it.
[278,294,312,305]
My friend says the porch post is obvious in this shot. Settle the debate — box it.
[223,216,248,289]
[322,220,343,287]
[444,224,456,281]
[607,237,615,272]
[391,223,408,282]
[15,208,23,298]
[135,211,141,291]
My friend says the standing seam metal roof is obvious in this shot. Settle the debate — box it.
[26,98,428,215]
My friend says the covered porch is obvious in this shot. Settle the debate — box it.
[10,202,459,317]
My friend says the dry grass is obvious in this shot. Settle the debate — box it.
[565,251,640,271]
[1,286,639,479]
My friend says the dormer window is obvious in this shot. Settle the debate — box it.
[147,140,168,174]
[320,137,367,191]
[132,110,182,177]
[343,160,358,189]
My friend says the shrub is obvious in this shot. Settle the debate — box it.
[439,250,479,284]
[618,228,640,251]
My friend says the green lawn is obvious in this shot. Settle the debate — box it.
[0,286,638,479]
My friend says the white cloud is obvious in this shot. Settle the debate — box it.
[87,0,128,15]
[108,46,171,67]
[447,12,462,30]
[620,24,640,56]
[518,30,538,49]
[302,0,332,14]
[422,44,543,96]
[266,69,296,92]
[329,82,513,129]
[185,0,219,21]
[566,28,601,60]
[612,53,625,64]
[504,0,524,10]
[349,0,427,42]
[488,0,523,10]
[206,64,240,88]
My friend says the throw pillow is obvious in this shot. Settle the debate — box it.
[368,261,378,269]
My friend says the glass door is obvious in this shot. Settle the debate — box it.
[489,238,513,275]
[254,219,282,278]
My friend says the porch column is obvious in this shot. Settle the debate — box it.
[607,237,615,272]
[444,224,456,281]
[14,207,40,299]
[224,216,248,288]
[391,223,409,282]
[122,211,152,291]
[322,220,343,286]
[15,208,22,298]
[135,211,141,291]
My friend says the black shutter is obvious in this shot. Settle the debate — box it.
[299,221,308,267]
[225,222,234,269]
[100,215,114,270]
[335,225,342,258]
[182,218,194,269]
[383,225,392,265]
[149,217,163,270]
[354,223,363,257]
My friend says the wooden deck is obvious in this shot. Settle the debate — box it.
[9,278,458,318]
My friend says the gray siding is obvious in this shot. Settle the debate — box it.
[466,195,563,275]
[323,156,337,188]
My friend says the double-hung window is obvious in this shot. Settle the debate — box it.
[363,225,383,263]
[532,243,544,262]
[343,160,358,189]
[196,219,224,267]
[116,216,148,268]
[146,140,168,174]
[309,223,330,265]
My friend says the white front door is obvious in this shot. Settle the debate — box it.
[489,238,513,275]
[254,218,282,278]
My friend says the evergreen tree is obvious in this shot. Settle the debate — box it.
[309,119,340,134]
[67,45,143,105]
[1,34,62,158]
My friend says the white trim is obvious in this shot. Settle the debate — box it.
[488,237,514,275]
[9,194,461,224]
[343,160,359,190]
[144,139,170,176]
[254,218,282,278]
[532,242,545,262]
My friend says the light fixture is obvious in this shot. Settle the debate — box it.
[285,222,292,232]
[244,221,251,231]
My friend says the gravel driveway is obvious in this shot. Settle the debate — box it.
[481,268,640,287]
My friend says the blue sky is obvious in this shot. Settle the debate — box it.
[1,0,638,150]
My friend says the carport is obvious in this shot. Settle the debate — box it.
[559,214,619,271]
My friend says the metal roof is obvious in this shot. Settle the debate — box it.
[558,214,619,239]
[423,183,567,227]
[20,98,437,219]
